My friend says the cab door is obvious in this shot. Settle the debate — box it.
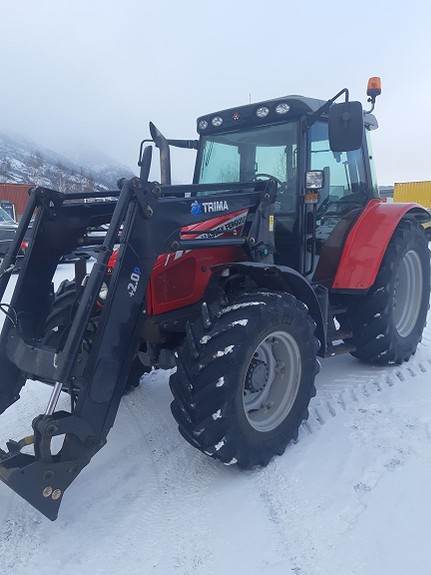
[307,121,371,285]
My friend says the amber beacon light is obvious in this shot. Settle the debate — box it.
[367,76,382,98]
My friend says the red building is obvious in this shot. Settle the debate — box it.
[0,183,32,221]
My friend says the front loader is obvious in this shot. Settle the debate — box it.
[0,77,429,520]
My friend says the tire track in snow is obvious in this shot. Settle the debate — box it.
[121,371,219,575]
[251,334,431,573]
[245,312,431,569]
[123,370,289,574]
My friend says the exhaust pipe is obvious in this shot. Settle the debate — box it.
[149,122,171,185]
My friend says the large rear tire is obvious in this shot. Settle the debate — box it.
[170,291,319,468]
[343,219,430,365]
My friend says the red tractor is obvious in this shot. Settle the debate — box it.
[0,77,429,520]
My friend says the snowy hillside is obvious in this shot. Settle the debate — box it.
[0,133,133,193]
[1,267,431,575]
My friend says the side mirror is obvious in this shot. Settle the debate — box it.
[304,170,324,205]
[306,170,324,190]
[328,101,363,152]
[139,145,153,182]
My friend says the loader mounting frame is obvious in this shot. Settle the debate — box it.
[0,167,276,520]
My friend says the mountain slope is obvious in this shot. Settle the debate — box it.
[0,133,134,193]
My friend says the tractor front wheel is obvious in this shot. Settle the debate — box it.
[43,280,148,393]
[344,218,430,365]
[170,291,319,468]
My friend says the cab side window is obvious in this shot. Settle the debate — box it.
[309,121,367,214]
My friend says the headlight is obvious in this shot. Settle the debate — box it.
[256,106,270,118]
[198,119,208,130]
[211,116,223,127]
[275,102,290,114]
[98,282,109,301]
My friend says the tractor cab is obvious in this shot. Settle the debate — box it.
[193,92,380,281]
[151,80,381,283]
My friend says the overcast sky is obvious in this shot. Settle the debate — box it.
[1,0,430,184]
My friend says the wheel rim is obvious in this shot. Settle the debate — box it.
[393,249,423,338]
[242,330,302,432]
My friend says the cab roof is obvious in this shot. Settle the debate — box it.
[197,94,377,134]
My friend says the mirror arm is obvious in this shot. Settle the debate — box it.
[167,139,199,150]
[138,138,199,166]
[306,88,350,129]
[138,139,154,166]
[364,97,376,114]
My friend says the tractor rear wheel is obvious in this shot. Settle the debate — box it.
[170,291,319,468]
[344,219,430,365]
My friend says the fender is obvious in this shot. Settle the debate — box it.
[332,199,430,291]
[213,261,326,354]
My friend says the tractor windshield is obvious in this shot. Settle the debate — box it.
[197,122,298,213]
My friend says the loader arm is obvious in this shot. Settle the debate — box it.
[0,175,275,520]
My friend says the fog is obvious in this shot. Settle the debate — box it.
[1,0,430,184]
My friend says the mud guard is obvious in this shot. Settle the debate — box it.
[332,200,430,292]
[212,262,327,354]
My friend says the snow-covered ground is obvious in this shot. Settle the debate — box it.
[1,266,431,575]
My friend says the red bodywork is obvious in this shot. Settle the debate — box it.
[108,209,248,315]
[333,199,427,291]
[107,199,427,309]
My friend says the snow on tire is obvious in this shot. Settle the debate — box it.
[170,291,319,469]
